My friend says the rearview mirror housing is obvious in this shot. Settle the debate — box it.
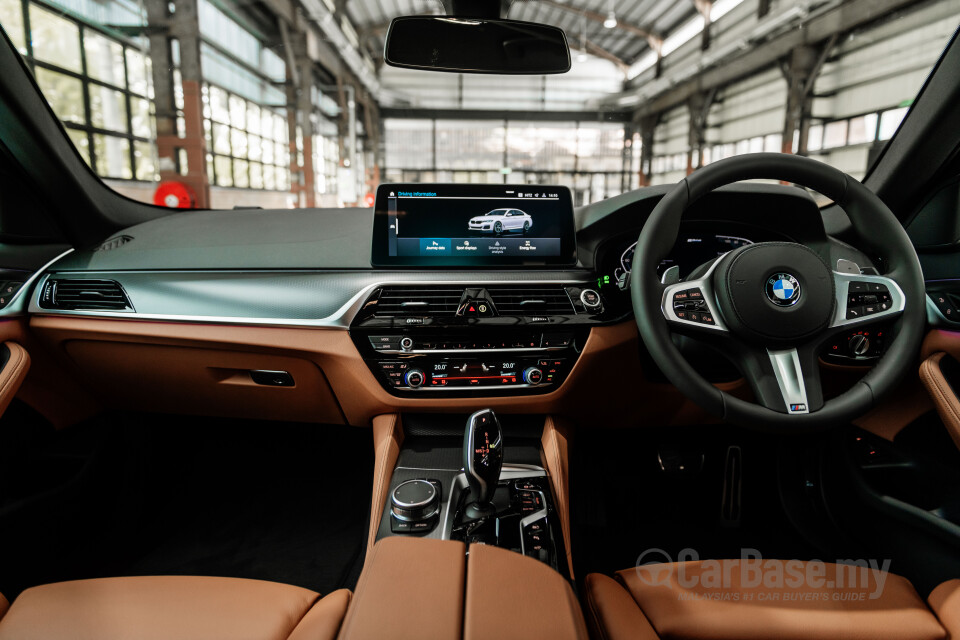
[384,16,571,75]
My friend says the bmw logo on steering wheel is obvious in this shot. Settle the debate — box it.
[765,273,801,307]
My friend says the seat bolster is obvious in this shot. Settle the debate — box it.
[0,593,8,621]
[584,574,659,640]
[289,589,351,640]
[929,579,960,638]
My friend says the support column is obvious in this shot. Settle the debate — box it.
[281,25,317,209]
[694,0,712,51]
[635,115,658,187]
[298,58,316,208]
[621,125,635,193]
[360,92,381,203]
[145,0,210,208]
[780,37,836,156]
[686,89,715,175]
[647,36,664,79]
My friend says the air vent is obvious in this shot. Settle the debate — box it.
[40,279,132,311]
[487,285,575,315]
[374,286,465,317]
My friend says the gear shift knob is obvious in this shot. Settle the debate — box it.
[464,408,503,519]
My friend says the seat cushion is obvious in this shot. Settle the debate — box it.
[0,575,350,640]
[587,560,947,640]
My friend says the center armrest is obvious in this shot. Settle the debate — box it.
[339,536,587,640]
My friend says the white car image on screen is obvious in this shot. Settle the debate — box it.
[468,209,533,235]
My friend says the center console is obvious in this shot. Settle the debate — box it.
[374,411,570,579]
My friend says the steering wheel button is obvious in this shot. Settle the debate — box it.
[846,306,863,319]
[673,291,689,300]
[689,312,700,322]
[688,289,704,299]
[701,314,715,325]
[849,281,867,293]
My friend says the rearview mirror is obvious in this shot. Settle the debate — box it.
[384,16,571,75]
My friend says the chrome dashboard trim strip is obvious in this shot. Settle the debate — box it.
[28,276,591,329]
[378,346,567,355]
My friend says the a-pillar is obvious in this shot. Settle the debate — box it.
[145,0,210,208]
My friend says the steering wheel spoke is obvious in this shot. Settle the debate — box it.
[734,343,824,415]
[829,270,906,328]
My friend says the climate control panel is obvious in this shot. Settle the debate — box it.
[354,330,584,396]
[377,357,567,390]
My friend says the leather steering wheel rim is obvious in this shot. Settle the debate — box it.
[631,153,926,431]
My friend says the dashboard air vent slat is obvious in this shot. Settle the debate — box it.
[41,279,132,311]
[487,286,575,315]
[375,286,465,317]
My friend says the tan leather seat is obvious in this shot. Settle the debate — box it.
[585,561,957,640]
[0,575,350,640]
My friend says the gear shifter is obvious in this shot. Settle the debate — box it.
[463,408,503,519]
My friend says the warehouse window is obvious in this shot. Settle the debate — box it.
[8,0,156,182]
[203,83,289,191]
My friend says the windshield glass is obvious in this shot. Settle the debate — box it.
[0,0,957,210]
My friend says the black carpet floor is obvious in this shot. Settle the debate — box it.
[570,424,824,583]
[0,408,373,598]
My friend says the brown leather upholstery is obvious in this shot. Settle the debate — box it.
[542,415,576,578]
[920,352,960,450]
[339,536,467,640]
[367,413,404,561]
[0,593,7,622]
[289,589,351,640]
[929,579,960,638]
[464,542,588,640]
[0,342,29,418]
[584,573,659,640]
[587,561,948,640]
[0,576,349,640]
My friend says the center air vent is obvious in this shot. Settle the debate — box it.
[374,286,465,317]
[487,285,575,315]
[39,279,132,311]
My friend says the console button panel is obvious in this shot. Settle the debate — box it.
[671,287,715,324]
[845,281,892,319]
[451,476,563,571]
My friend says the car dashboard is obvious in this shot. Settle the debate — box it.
[12,181,890,428]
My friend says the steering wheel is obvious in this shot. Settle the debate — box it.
[632,153,926,431]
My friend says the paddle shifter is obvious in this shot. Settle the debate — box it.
[463,408,504,519]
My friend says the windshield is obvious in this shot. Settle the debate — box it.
[0,0,957,210]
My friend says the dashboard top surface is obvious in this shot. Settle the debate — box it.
[48,183,825,273]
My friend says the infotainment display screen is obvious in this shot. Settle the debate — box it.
[371,183,577,267]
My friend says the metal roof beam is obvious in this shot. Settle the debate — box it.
[381,107,632,121]
[629,0,927,119]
